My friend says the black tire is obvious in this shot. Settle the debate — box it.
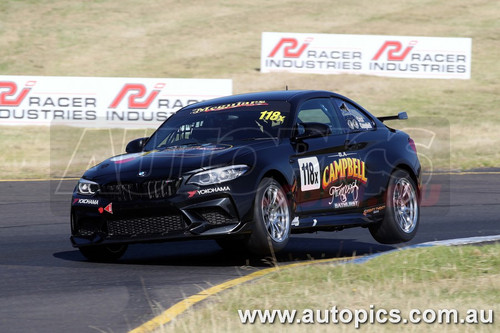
[369,169,420,244]
[246,178,291,255]
[78,244,128,262]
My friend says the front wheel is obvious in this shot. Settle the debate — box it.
[246,178,291,255]
[369,169,419,244]
[78,244,128,262]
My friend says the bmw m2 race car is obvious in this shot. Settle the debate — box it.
[71,90,421,261]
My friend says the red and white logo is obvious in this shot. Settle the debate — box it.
[109,83,165,109]
[0,81,36,106]
[372,40,418,61]
[268,37,313,58]
[98,203,113,214]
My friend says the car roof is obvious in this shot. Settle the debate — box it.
[184,90,343,110]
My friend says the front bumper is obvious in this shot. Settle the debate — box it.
[70,181,254,247]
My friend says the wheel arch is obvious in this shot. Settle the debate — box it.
[260,168,296,216]
[370,163,421,244]
[246,170,293,254]
[261,169,290,188]
[391,163,421,199]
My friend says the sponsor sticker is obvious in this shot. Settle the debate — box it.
[359,122,373,129]
[98,203,113,214]
[298,157,320,191]
[72,198,99,206]
[322,154,368,208]
[188,186,230,198]
[328,180,360,208]
[363,205,386,216]
[322,156,367,189]
[190,101,268,114]
[346,118,360,130]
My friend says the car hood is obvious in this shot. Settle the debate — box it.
[82,140,279,183]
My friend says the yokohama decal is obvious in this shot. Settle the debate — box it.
[73,198,99,206]
[188,186,230,198]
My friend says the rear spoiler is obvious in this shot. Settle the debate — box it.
[378,111,408,122]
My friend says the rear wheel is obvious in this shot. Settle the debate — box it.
[246,178,291,255]
[369,169,419,244]
[78,244,128,262]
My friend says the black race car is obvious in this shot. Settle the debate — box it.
[71,90,421,261]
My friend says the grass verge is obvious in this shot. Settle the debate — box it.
[0,0,499,178]
[162,243,500,332]
[0,126,155,179]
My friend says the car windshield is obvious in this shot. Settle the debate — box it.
[144,100,290,150]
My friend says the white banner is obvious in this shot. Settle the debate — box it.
[0,76,232,127]
[261,32,471,79]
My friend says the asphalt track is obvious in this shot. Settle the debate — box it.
[0,172,499,332]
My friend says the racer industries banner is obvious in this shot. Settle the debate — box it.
[0,76,232,127]
[261,32,472,79]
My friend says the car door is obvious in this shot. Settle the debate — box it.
[330,97,387,209]
[292,98,348,215]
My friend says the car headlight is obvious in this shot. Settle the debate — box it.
[77,179,99,196]
[187,165,249,186]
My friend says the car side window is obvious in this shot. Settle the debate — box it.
[296,98,343,135]
[332,98,375,132]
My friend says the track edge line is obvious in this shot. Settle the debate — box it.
[130,234,500,332]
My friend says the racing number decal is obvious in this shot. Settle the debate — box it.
[298,157,320,191]
[259,111,285,124]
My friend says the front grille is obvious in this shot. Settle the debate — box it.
[100,179,181,201]
[107,214,186,237]
[73,217,104,237]
[199,208,238,225]
[78,227,95,237]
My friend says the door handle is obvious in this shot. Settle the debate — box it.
[344,139,355,150]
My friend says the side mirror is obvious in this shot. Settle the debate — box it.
[295,122,331,140]
[125,137,149,153]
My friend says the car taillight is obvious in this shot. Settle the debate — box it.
[408,138,417,153]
